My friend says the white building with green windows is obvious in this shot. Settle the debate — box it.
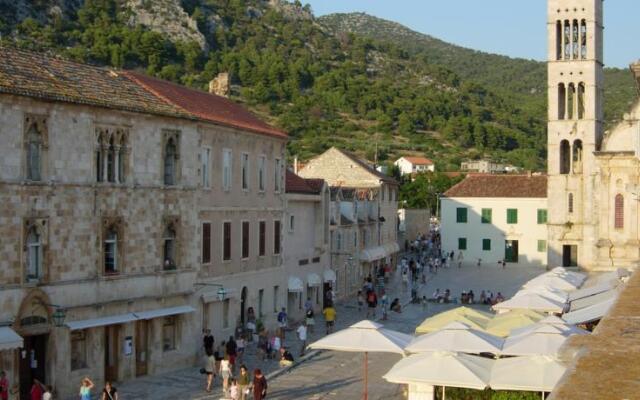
[440,174,548,268]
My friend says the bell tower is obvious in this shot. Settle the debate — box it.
[547,0,604,269]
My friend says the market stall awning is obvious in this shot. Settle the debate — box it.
[288,276,304,293]
[360,246,387,262]
[384,242,400,256]
[134,306,195,320]
[324,269,337,282]
[569,287,620,312]
[0,327,23,351]
[562,297,617,325]
[66,313,138,331]
[568,279,618,301]
[307,273,322,287]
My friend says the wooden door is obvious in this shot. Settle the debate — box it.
[19,334,47,399]
[105,325,119,382]
[135,320,148,377]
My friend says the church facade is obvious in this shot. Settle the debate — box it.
[547,0,640,271]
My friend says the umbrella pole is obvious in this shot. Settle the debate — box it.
[443,386,446,400]
[363,352,368,400]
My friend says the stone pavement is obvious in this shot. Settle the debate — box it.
[111,258,544,400]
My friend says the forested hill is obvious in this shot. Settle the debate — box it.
[319,12,637,130]
[0,1,632,171]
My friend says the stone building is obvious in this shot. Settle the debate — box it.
[0,47,287,398]
[394,156,435,176]
[546,0,640,271]
[282,170,331,320]
[298,148,400,297]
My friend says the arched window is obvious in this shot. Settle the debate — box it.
[556,21,563,60]
[572,140,583,174]
[560,140,571,174]
[104,228,118,274]
[615,194,624,229]
[163,224,177,270]
[164,138,177,186]
[118,144,126,183]
[580,20,587,59]
[558,83,566,120]
[577,83,585,119]
[26,227,42,281]
[572,20,579,60]
[567,83,576,119]
[107,137,116,183]
[564,20,571,60]
[568,193,574,214]
[26,124,42,181]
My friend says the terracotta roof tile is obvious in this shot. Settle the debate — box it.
[400,156,433,165]
[0,46,286,139]
[444,174,547,198]
[285,170,323,194]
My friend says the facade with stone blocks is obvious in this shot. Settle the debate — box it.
[0,47,287,399]
[298,148,400,297]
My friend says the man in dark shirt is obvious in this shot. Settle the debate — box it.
[278,347,294,367]
[203,329,214,354]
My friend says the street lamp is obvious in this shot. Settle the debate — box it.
[34,300,66,327]
[195,283,227,301]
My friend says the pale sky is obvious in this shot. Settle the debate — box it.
[305,0,640,69]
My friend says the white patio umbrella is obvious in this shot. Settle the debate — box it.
[384,351,494,400]
[490,355,567,398]
[493,292,566,314]
[548,267,587,286]
[308,320,412,399]
[515,286,568,303]
[509,315,589,337]
[501,325,570,357]
[406,322,503,355]
[524,275,579,292]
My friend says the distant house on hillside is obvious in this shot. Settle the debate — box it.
[460,159,521,174]
[394,156,435,175]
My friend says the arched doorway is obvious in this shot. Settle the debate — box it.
[240,287,248,326]
[15,290,53,400]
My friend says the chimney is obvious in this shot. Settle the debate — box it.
[630,62,640,95]
[208,72,231,97]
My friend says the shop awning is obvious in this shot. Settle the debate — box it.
[307,273,322,287]
[563,297,617,325]
[66,313,138,331]
[384,242,400,256]
[288,276,304,293]
[134,306,196,320]
[324,269,337,283]
[0,327,23,351]
[361,246,387,263]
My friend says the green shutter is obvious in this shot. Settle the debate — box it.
[458,238,467,250]
[537,240,547,252]
[507,208,518,224]
[482,239,491,251]
[481,209,492,224]
[537,209,548,224]
[456,208,468,223]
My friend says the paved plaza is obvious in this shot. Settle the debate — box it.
[111,260,544,400]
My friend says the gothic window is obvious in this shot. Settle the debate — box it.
[556,21,563,60]
[577,83,585,119]
[615,194,624,229]
[567,83,576,119]
[107,137,116,183]
[580,20,587,59]
[560,140,571,174]
[164,138,177,186]
[96,127,128,183]
[24,115,48,181]
[26,227,42,281]
[104,226,119,274]
[564,20,571,60]
[568,193,574,214]
[558,84,566,120]
[572,140,583,174]
[572,20,579,60]
[163,223,177,270]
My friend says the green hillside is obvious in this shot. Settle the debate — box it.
[0,1,634,171]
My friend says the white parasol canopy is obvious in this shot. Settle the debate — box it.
[493,292,566,314]
[501,325,570,357]
[509,315,589,337]
[308,320,412,354]
[523,275,579,292]
[490,355,567,392]
[515,285,569,303]
[383,351,494,390]
[406,322,503,355]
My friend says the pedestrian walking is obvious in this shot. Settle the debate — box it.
[79,377,94,400]
[297,322,307,356]
[236,334,246,365]
[0,371,8,400]
[322,304,336,335]
[203,349,216,392]
[101,381,118,400]
[357,290,364,311]
[220,355,232,395]
[305,307,315,333]
[226,336,238,373]
[252,369,267,400]
[229,378,239,400]
[203,329,215,355]
[457,251,464,268]
[277,307,288,340]
[477,258,482,269]
[42,385,53,400]
[237,365,251,400]
[365,289,378,319]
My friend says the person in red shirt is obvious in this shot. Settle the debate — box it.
[0,371,9,400]
[30,379,43,400]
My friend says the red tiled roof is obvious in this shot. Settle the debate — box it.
[444,174,547,198]
[400,156,433,165]
[124,71,287,138]
[0,46,286,139]
[285,170,323,194]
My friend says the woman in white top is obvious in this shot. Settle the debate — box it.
[219,355,232,394]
